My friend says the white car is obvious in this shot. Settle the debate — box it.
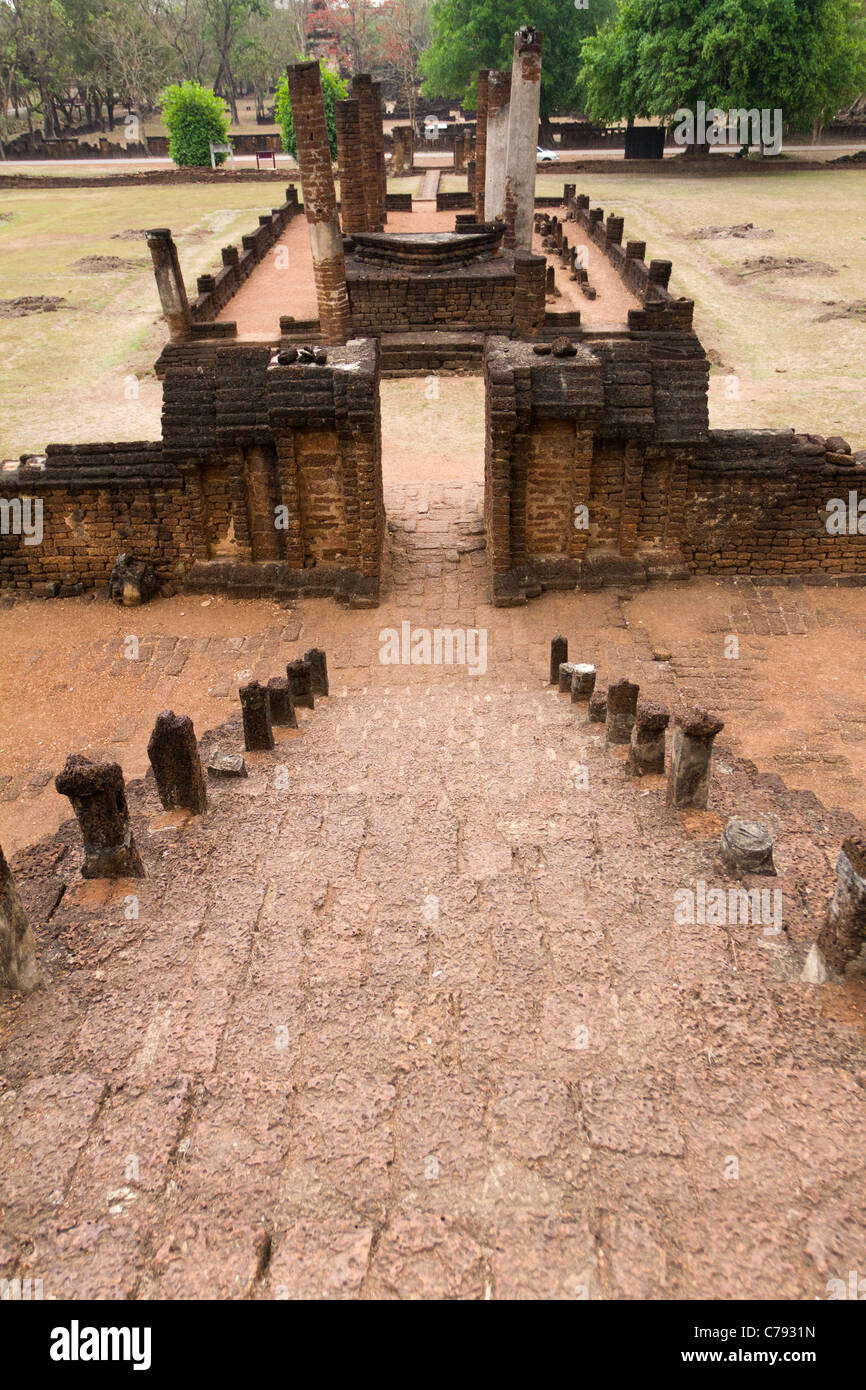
[537,146,560,163]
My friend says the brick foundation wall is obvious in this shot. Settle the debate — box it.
[1,342,384,605]
[345,252,545,337]
[484,337,866,604]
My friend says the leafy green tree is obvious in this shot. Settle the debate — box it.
[580,0,866,141]
[420,0,616,116]
[275,60,348,159]
[162,79,230,164]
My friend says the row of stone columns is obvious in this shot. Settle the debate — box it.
[240,649,328,752]
[550,636,725,809]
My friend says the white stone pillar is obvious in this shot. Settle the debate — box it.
[504,27,543,250]
[483,70,511,222]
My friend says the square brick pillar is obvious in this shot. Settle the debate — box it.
[504,27,543,252]
[336,99,367,234]
[352,74,383,232]
[287,61,351,345]
[475,70,489,222]
[372,81,387,227]
[484,70,511,223]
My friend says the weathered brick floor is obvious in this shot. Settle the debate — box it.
[3,487,866,1298]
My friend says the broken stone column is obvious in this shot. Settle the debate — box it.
[145,228,190,340]
[55,755,145,879]
[588,690,607,723]
[0,844,41,994]
[304,648,329,696]
[626,701,669,777]
[666,708,725,810]
[146,711,207,814]
[720,819,776,876]
[815,835,866,976]
[605,679,640,745]
[557,662,577,694]
[503,27,543,251]
[372,81,387,227]
[267,676,298,728]
[353,74,383,233]
[240,680,275,751]
[570,664,597,702]
[287,61,351,345]
[549,635,567,685]
[484,70,512,222]
[287,658,315,710]
[475,70,490,222]
[336,99,368,234]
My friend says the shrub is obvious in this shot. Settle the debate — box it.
[276,63,348,160]
[162,82,231,167]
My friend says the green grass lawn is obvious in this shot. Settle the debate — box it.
[536,168,866,438]
[439,174,469,193]
[0,185,282,454]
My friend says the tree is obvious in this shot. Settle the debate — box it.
[275,59,347,158]
[162,79,230,163]
[420,0,616,116]
[380,0,431,126]
[202,0,267,121]
[86,0,172,151]
[579,0,866,145]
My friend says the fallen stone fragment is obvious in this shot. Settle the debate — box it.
[720,819,776,876]
[55,754,145,879]
[0,843,42,993]
[108,552,159,607]
[207,752,248,779]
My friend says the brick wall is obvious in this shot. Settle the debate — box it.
[190,188,300,323]
[484,337,866,604]
[345,252,545,337]
[1,341,385,605]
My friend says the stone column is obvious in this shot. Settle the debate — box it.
[145,229,190,340]
[287,61,351,345]
[55,755,145,879]
[720,819,776,875]
[287,658,315,709]
[336,99,367,234]
[147,711,207,814]
[372,81,387,227]
[0,844,41,993]
[605,679,640,745]
[571,664,596,702]
[549,635,567,684]
[304,648,329,696]
[814,835,866,976]
[353,75,382,233]
[666,709,724,810]
[503,27,543,251]
[588,690,607,723]
[626,701,669,776]
[475,70,490,221]
[558,662,577,694]
[268,676,298,728]
[240,680,275,751]
[484,70,512,223]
